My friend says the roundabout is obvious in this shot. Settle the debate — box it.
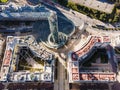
[44,32,68,49]
[42,11,69,49]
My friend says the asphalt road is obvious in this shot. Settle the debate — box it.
[1,82,54,90]
[70,83,109,90]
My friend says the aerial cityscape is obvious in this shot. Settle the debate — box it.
[0,0,120,90]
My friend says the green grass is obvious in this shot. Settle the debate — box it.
[0,0,8,3]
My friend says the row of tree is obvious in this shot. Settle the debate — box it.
[57,1,119,23]
[109,0,120,3]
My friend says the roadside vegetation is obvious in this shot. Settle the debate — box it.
[57,0,119,23]
[92,25,120,31]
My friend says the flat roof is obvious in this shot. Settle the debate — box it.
[0,35,54,82]
[68,35,117,83]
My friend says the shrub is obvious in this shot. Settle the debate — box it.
[67,2,79,11]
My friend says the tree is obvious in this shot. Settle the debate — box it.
[67,2,78,11]
[99,14,106,21]
[109,19,112,23]
[58,0,67,6]
[113,14,119,22]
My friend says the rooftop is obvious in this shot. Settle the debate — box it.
[0,35,55,82]
[68,35,117,83]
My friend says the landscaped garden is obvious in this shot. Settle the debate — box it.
[17,48,44,72]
